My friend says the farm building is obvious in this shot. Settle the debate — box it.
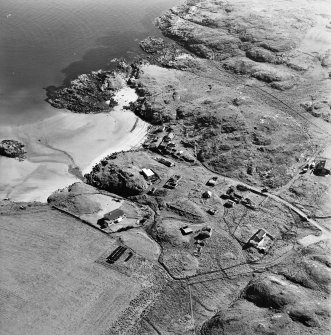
[141,168,155,180]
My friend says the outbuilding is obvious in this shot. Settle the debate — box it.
[181,226,193,235]
[142,168,155,180]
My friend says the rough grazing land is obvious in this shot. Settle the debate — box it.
[0,204,162,335]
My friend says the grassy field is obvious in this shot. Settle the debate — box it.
[0,205,143,335]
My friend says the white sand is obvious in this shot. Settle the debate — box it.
[0,87,148,202]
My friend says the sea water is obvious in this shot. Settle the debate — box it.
[0,0,178,201]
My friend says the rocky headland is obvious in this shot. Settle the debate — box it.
[46,60,132,114]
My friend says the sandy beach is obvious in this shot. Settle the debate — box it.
[0,87,148,202]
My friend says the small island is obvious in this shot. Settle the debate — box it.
[0,139,26,160]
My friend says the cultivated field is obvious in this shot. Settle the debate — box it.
[0,205,145,335]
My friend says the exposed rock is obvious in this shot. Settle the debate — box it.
[140,36,199,70]
[246,47,278,63]
[201,273,329,334]
[85,160,148,197]
[140,37,165,54]
[156,0,323,89]
[46,69,130,113]
[301,99,331,122]
[0,139,26,160]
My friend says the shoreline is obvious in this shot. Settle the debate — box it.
[0,85,148,202]
[81,116,148,175]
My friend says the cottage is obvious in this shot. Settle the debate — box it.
[141,168,155,180]
[104,209,125,222]
[98,208,125,228]
[248,228,274,252]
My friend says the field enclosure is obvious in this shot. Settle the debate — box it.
[0,205,143,335]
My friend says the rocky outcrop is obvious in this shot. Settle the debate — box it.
[140,36,199,70]
[0,139,26,160]
[201,273,330,334]
[140,37,166,54]
[46,67,130,114]
[156,0,327,90]
[85,159,148,197]
[301,99,331,123]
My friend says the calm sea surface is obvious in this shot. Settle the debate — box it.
[0,0,178,125]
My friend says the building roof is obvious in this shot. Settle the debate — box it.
[181,227,193,235]
[104,208,124,221]
[142,168,155,177]
[253,229,266,242]
[207,178,217,185]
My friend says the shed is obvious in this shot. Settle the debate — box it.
[142,168,155,180]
